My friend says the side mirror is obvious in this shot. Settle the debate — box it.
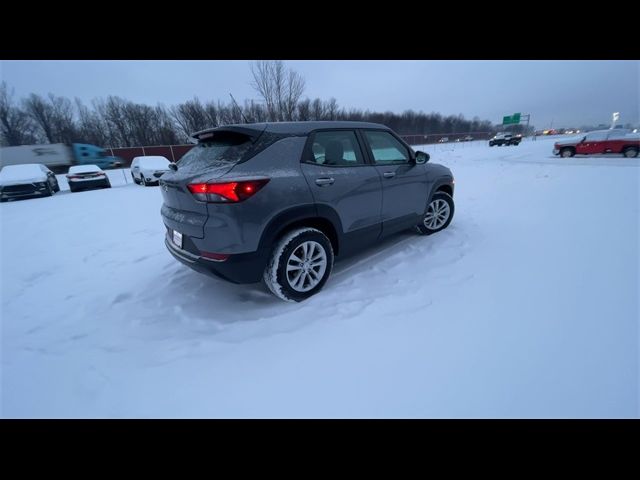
[415,151,430,164]
[168,162,178,172]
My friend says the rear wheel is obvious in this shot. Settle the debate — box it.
[263,228,334,302]
[623,147,638,158]
[560,148,575,158]
[416,191,455,235]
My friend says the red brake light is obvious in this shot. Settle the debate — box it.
[187,179,269,203]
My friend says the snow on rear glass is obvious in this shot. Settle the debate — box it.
[179,132,253,169]
[68,165,102,174]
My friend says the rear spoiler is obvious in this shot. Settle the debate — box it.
[191,125,267,142]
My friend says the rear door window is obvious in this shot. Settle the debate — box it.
[306,130,365,166]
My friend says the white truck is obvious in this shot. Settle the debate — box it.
[0,143,121,174]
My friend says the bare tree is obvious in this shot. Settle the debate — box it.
[0,82,39,146]
[250,60,305,122]
[48,94,77,144]
[250,61,279,121]
[311,98,325,120]
[244,100,268,123]
[297,98,311,121]
[23,94,57,143]
[170,97,210,140]
[283,69,305,120]
[325,98,338,121]
[75,98,109,146]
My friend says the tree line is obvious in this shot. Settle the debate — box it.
[1,61,496,148]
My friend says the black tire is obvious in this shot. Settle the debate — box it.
[489,142,494,147]
[141,175,147,186]
[45,182,54,197]
[623,147,638,158]
[263,227,334,302]
[560,147,575,158]
[131,172,139,184]
[415,191,455,236]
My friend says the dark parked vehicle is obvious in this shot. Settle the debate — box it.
[0,163,60,202]
[66,165,111,192]
[489,133,521,146]
[161,121,455,302]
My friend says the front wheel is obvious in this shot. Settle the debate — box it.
[415,191,455,235]
[623,147,638,158]
[263,228,334,302]
[560,148,575,158]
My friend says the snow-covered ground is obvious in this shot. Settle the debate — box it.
[1,137,638,418]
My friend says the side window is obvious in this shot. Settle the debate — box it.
[363,130,410,164]
[585,132,608,142]
[307,130,365,166]
[607,131,627,140]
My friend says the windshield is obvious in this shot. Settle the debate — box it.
[140,157,171,169]
[0,164,45,181]
[178,131,254,170]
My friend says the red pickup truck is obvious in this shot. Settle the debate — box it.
[553,129,639,158]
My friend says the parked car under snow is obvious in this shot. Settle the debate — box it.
[0,163,60,202]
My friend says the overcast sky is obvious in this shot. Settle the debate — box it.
[1,60,638,129]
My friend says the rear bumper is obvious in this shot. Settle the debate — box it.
[69,178,110,190]
[164,233,268,284]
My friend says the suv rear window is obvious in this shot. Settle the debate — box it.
[178,131,254,169]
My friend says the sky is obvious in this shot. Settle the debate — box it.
[1,60,638,129]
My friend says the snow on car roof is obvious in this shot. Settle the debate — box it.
[136,156,170,168]
[68,165,104,174]
[0,164,46,182]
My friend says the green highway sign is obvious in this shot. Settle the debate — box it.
[502,113,522,125]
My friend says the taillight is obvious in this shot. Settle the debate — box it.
[187,179,269,203]
[200,251,230,262]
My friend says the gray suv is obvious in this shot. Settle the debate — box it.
[160,121,455,302]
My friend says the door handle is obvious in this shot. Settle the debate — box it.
[315,177,335,186]
[383,172,396,178]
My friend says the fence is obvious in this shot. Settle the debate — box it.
[107,144,195,166]
[401,132,494,145]
[107,131,497,166]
